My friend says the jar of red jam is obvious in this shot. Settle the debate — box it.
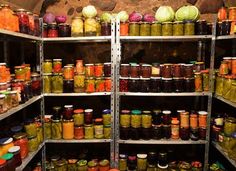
[184,64,194,78]
[63,105,73,120]
[74,126,84,139]
[101,22,111,36]
[31,73,41,96]
[94,63,104,77]
[58,23,71,37]
[27,12,34,35]
[130,64,140,78]
[16,9,29,34]
[13,133,29,159]
[150,77,161,92]
[84,109,93,124]
[120,64,130,77]
[104,62,111,77]
[151,63,161,77]
[141,64,151,78]
[162,110,171,125]
[120,77,129,92]
[48,23,58,38]
[162,64,172,78]
[33,14,40,36]
[172,64,182,77]
[8,146,22,167]
[43,23,48,37]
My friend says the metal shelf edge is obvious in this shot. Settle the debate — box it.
[0,29,41,41]
[45,139,112,143]
[214,95,236,108]
[43,36,111,42]
[118,139,207,144]
[216,35,236,40]
[212,141,236,167]
[0,95,43,121]
[119,92,211,96]
[43,92,111,96]
[16,143,45,171]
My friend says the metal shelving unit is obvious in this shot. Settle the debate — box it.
[119,92,211,96]
[216,35,236,40]
[0,29,41,41]
[45,139,112,143]
[42,36,111,42]
[44,92,111,96]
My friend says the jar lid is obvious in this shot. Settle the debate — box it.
[222,20,232,23]
[103,109,111,114]
[74,109,84,113]
[64,105,73,108]
[66,64,74,66]
[129,77,140,80]
[85,109,93,113]
[53,59,62,61]
[104,125,111,128]
[14,65,25,69]
[158,164,168,169]
[141,64,151,67]
[223,57,232,60]
[194,72,201,75]
[95,118,103,123]
[140,78,151,80]
[173,21,183,24]
[84,124,93,127]
[195,61,204,65]
[184,64,193,67]
[121,110,130,114]
[163,110,171,114]
[121,64,129,66]
[13,132,27,140]
[162,22,173,24]
[201,70,209,74]
[95,63,103,66]
[120,77,129,79]
[1,153,13,160]
[196,20,206,23]
[88,160,97,167]
[99,159,109,166]
[0,159,6,165]
[43,73,52,76]
[31,73,40,77]
[104,62,111,65]
[77,159,87,166]
[11,125,23,133]
[153,109,161,114]
[198,111,208,115]
[68,159,78,164]
[56,160,66,166]
[51,155,60,161]
[0,82,6,85]
[119,154,127,159]
[151,77,161,79]
[131,110,141,115]
[161,77,173,80]
[184,77,194,80]
[8,146,20,153]
[16,8,27,12]
[130,63,139,66]
[137,154,147,159]
[142,110,151,114]
[229,7,236,9]
[173,77,184,80]
[0,137,13,145]
[85,64,94,66]
[58,23,70,26]
[128,156,136,161]
[0,63,6,66]
[63,119,74,122]
[64,65,73,68]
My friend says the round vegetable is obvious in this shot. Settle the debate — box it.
[175,5,200,21]
[129,11,143,22]
[155,6,175,22]
[82,5,97,18]
[43,13,55,24]
[143,13,155,22]
[55,15,67,23]
[117,11,129,22]
[101,12,113,23]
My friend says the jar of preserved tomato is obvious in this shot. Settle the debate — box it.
[1,4,13,31]
[0,63,7,83]
[84,109,93,124]
[16,9,29,34]
[129,78,140,92]
[120,22,129,36]
[33,14,40,36]
[120,77,129,92]
[71,17,83,37]
[194,72,203,92]
[85,64,95,77]
[63,105,73,120]
[162,64,172,78]
[62,119,74,140]
[104,77,111,92]
[130,64,140,78]
[27,12,34,35]
[84,18,97,36]
[11,79,25,103]
[95,77,105,92]
[15,66,25,80]
[190,113,198,129]
[74,126,84,140]
[198,111,207,128]
[232,57,236,75]
[53,59,62,73]
[141,64,151,78]
[120,64,130,77]
[74,74,85,93]
[31,73,41,95]
[94,63,104,77]
[58,23,71,37]
[85,77,95,93]
[48,23,58,38]
[101,22,111,36]
[63,65,74,80]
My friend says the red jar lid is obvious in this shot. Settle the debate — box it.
[74,109,84,113]
[0,159,6,166]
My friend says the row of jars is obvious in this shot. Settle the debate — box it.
[219,57,236,75]
[120,62,205,78]
[46,156,111,171]
[217,20,235,36]
[119,152,202,171]
[119,73,209,93]
[125,20,212,37]
[0,4,40,36]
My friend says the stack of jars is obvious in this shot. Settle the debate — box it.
[216,57,236,102]
[0,63,41,114]
[43,59,111,94]
[0,4,40,36]
[211,115,236,161]
[0,117,43,170]
[46,155,110,171]
[125,20,211,36]
[120,109,208,141]
[119,152,202,171]
[120,62,209,93]
[45,105,111,140]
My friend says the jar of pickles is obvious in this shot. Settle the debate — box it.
[142,111,152,128]
[222,75,233,99]
[85,64,94,77]
[104,125,111,139]
[15,66,25,80]
[103,109,111,125]
[77,160,88,171]
[129,22,140,36]
[202,70,209,91]
[84,18,97,36]
[52,73,63,93]
[162,22,173,36]
[44,117,52,139]
[28,135,39,152]
[224,117,236,136]
[56,160,67,171]
[120,110,131,127]
[73,109,84,126]
[43,59,52,73]
[137,154,147,171]
[131,110,142,128]
[140,22,151,36]
[71,17,83,37]
[74,74,85,93]
[151,22,161,36]
[43,73,52,93]
[95,77,105,92]
[184,21,195,35]
[84,124,94,139]
[51,118,62,140]
[85,77,95,93]
[94,118,104,139]
[24,120,37,137]
[173,21,184,36]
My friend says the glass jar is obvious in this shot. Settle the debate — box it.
[10,91,19,107]
[23,64,31,81]
[120,110,131,127]
[199,127,206,140]
[173,77,184,92]
[130,64,139,78]
[172,64,182,77]
[179,161,191,171]
[162,78,173,92]
[184,21,195,35]
[152,124,162,139]
[63,79,74,93]
[51,119,62,139]
[151,22,161,36]
[190,128,199,141]
[99,159,110,171]
[95,77,105,92]
[180,127,190,140]
[11,79,25,103]
[52,73,63,93]
[63,65,74,80]
[140,78,150,92]
[198,111,207,128]
[53,59,62,73]
[191,161,202,171]
[150,77,162,92]
[137,154,147,171]
[45,118,52,139]
[104,125,111,139]
[28,136,39,152]
[131,110,142,128]
[222,75,233,99]
[184,64,193,78]
[141,64,151,78]
[129,22,140,36]
[196,20,207,35]
[71,17,83,37]
[194,72,203,92]
[120,64,130,77]
[120,77,129,92]
[14,66,25,80]
[24,120,37,137]
[104,63,111,77]
[67,159,78,171]
[101,22,111,36]
[74,74,85,93]
[140,22,151,36]
[190,113,198,129]
[102,109,111,125]
[84,18,97,36]
[141,111,152,128]
[58,23,71,37]
[162,64,172,78]
[43,23,48,37]
[162,22,173,36]
[180,112,190,128]
[43,59,53,73]
[31,73,41,95]
[8,146,22,167]
[1,153,14,171]
[224,117,236,136]
[128,156,137,171]
[56,160,67,171]
[48,23,58,38]
[119,154,127,171]
[173,21,184,36]
[84,124,94,139]
[53,106,62,119]
[74,126,84,140]
[62,119,74,140]
[232,57,236,75]
[129,78,140,92]
[120,126,130,140]
[105,77,111,92]
[230,83,236,103]
[171,118,180,139]
[16,9,29,34]
[162,110,171,125]
[202,70,209,91]
[88,160,98,171]
[0,94,7,114]
[36,121,43,144]
[33,14,40,36]
[84,109,93,124]
[85,77,95,93]
[94,63,104,77]
[77,160,88,171]
[130,127,141,140]
[13,133,29,159]
[94,118,104,139]
[85,64,95,77]
[120,22,129,36]
[151,63,160,77]
[222,20,232,35]
[73,109,84,126]
[185,77,195,92]
[152,110,162,125]
[75,60,84,74]
[27,12,34,35]
[0,83,7,91]
[0,159,7,171]
[63,105,73,120]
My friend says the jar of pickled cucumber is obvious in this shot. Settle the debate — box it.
[74,74,85,93]
[120,110,131,127]
[36,122,43,144]
[43,73,52,93]
[173,21,184,36]
[67,159,78,171]
[202,70,209,91]
[102,109,111,125]
[77,160,88,171]
[142,111,152,128]
[119,154,127,171]
[43,59,52,73]
[52,73,63,93]
[151,22,161,36]
[24,120,37,137]
[28,135,39,152]
[85,77,95,93]
[94,118,104,139]
[71,16,83,37]
[137,154,147,171]
[162,22,173,36]
[131,110,142,128]
[84,18,97,36]
[129,22,140,36]
[140,22,151,36]
[215,74,224,96]
[104,125,111,139]
[184,21,195,35]
[51,118,62,140]
[84,124,94,139]
[222,75,233,99]
[15,66,25,80]
[44,117,51,139]
[73,109,84,126]
[230,83,236,103]
[224,117,236,136]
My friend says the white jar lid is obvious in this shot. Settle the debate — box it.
[8,146,20,153]
[137,154,147,159]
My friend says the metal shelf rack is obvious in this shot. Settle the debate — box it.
[42,36,111,42]
[44,92,111,96]
[0,29,41,41]
[45,139,112,143]
[119,92,211,96]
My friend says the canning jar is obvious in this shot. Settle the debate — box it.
[85,77,95,93]
[63,105,73,120]
[190,127,199,141]
[223,57,232,72]
[94,118,104,139]
[1,153,14,171]
[130,127,141,140]
[95,77,105,92]
[140,22,151,36]
[222,20,232,35]
[84,109,93,124]
[102,109,111,125]
[103,63,111,77]
[230,83,236,103]
[173,21,184,36]
[152,110,162,125]
[99,159,110,171]
[94,63,104,77]
[28,135,39,152]
[184,64,193,78]
[84,124,94,139]
[0,63,7,83]
[180,112,190,128]
[119,154,127,171]
[52,73,63,93]
[120,126,130,140]
[45,117,52,139]
[15,66,25,80]
[184,21,195,35]
[63,79,74,93]
[162,22,173,36]
[140,78,150,92]
[88,160,98,171]
[63,65,74,80]
[180,127,190,140]
[85,64,94,77]
[232,57,236,75]
[171,118,180,139]
[11,79,25,103]
[43,23,48,37]
[104,125,111,139]
[120,110,131,127]
[185,77,195,92]
[62,119,74,140]
[51,118,62,139]
[33,14,40,36]
[196,20,207,35]
[77,160,88,171]
[190,113,198,129]
[129,78,140,92]
[43,73,52,93]
[140,64,151,78]
[142,111,152,128]
[71,17,83,37]
[13,133,28,159]
[43,59,52,73]
[23,64,31,81]
[202,70,209,91]
[150,77,161,92]
[131,110,142,128]
[162,64,172,78]
[162,78,173,92]
[104,77,111,92]
[16,9,29,34]
[151,63,160,77]
[31,73,41,95]
[0,158,7,171]
[74,126,84,140]
[151,22,161,36]
[173,77,184,92]
[27,12,34,35]
[129,22,140,36]
[224,117,236,136]
[58,23,71,37]
[162,110,171,125]
[163,125,171,139]
[24,119,37,137]
[137,154,147,171]
[152,125,162,139]
[194,72,203,92]
[48,23,58,37]
[101,22,111,36]
[84,18,97,36]
[191,161,202,171]
[198,111,207,128]
[36,121,43,144]
[120,77,129,92]
[10,91,19,107]
[53,106,62,119]
[53,59,62,73]
[56,160,67,171]
[120,64,130,77]
[8,146,21,167]
[67,159,78,171]
[0,83,7,91]
[73,109,84,126]
[128,156,137,171]
[172,64,182,77]
[199,127,206,140]
[120,22,129,36]
[75,60,84,74]
[0,4,12,30]
[130,63,139,78]
[222,75,233,99]
[74,74,85,93]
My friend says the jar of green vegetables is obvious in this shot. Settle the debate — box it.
[28,135,39,152]
[120,110,131,127]
[52,73,63,93]
[162,22,173,36]
[74,74,85,93]
[84,124,94,139]
[43,59,52,73]
[222,75,233,99]
[151,22,161,36]
[36,122,43,144]
[77,160,88,171]
[104,125,111,139]
[224,117,236,137]
[140,22,151,36]
[142,110,152,128]
[102,109,111,125]
[230,83,236,102]
[215,74,224,96]
[67,159,78,171]
[178,161,191,171]
[137,154,147,171]
[51,118,62,140]
[184,21,195,35]
[129,22,140,36]
[43,73,52,93]
[131,110,142,128]
[173,21,184,36]
[119,154,127,171]
[45,117,52,139]
[56,160,67,171]
[24,119,37,137]
[73,109,84,126]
